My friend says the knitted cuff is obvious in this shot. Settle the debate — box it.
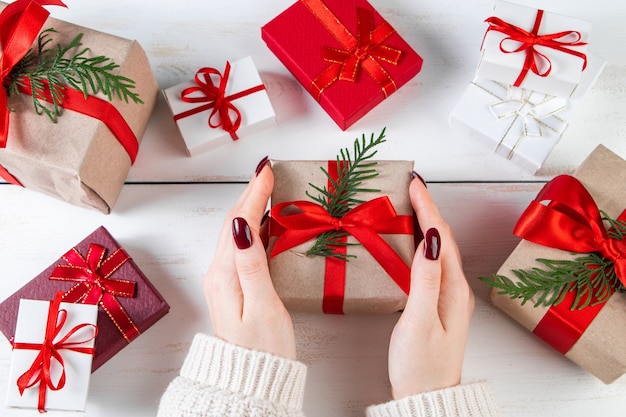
[181,334,307,411]
[366,382,498,417]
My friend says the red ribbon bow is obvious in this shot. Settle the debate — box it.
[302,0,402,100]
[514,175,626,284]
[485,9,587,87]
[175,62,266,140]
[0,0,66,148]
[270,194,413,313]
[513,174,626,354]
[0,0,139,183]
[0,0,65,186]
[49,244,140,342]
[13,291,97,412]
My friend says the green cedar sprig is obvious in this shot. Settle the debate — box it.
[7,28,143,123]
[305,129,387,260]
[480,212,626,310]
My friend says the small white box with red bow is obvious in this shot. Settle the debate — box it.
[477,0,592,98]
[163,56,276,156]
[6,296,98,412]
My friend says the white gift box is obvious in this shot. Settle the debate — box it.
[451,52,606,172]
[6,298,98,412]
[477,0,591,98]
[163,56,276,156]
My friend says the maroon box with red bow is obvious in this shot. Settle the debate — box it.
[0,226,170,372]
[262,0,423,130]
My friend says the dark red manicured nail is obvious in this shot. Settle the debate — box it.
[424,228,441,260]
[255,156,270,177]
[411,171,427,188]
[232,217,252,249]
[261,209,270,225]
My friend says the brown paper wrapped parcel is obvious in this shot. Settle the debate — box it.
[267,159,417,314]
[0,3,158,213]
[491,145,626,383]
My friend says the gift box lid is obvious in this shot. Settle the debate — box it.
[262,0,423,130]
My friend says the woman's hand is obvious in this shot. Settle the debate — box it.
[388,174,475,399]
[203,158,296,360]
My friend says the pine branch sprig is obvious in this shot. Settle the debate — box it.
[305,128,387,260]
[7,29,143,123]
[481,253,624,310]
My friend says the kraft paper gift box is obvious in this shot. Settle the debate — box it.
[0,226,170,371]
[7,296,98,412]
[0,1,158,213]
[450,52,606,173]
[477,0,591,98]
[262,0,423,130]
[266,159,417,314]
[163,56,276,156]
[486,145,626,383]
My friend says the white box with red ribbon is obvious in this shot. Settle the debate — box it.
[477,0,592,98]
[162,56,276,156]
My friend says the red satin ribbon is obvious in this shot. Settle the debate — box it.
[49,243,140,342]
[270,161,413,314]
[0,0,139,171]
[301,0,402,100]
[513,174,626,353]
[13,291,97,412]
[485,9,587,87]
[174,62,266,141]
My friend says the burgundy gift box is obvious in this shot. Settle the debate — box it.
[0,226,169,371]
[262,0,423,130]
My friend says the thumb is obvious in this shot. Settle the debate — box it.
[403,228,443,318]
[232,217,279,304]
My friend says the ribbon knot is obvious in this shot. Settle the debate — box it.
[305,2,402,99]
[13,292,97,412]
[331,218,343,230]
[485,9,587,87]
[514,174,626,286]
[49,243,140,342]
[176,62,266,141]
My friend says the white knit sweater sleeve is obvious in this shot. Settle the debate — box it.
[366,382,498,417]
[157,333,307,417]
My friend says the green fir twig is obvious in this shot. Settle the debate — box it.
[480,212,626,310]
[305,129,387,260]
[6,29,143,123]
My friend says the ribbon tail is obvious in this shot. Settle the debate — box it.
[347,227,411,294]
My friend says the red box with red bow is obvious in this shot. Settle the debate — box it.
[262,0,423,130]
[0,226,170,372]
[485,145,626,383]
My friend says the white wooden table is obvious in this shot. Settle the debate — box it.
[1,0,626,416]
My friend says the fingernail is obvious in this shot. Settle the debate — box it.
[411,171,427,188]
[255,156,270,177]
[261,209,270,225]
[424,228,440,260]
[232,217,252,249]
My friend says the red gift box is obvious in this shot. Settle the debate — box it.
[0,226,170,371]
[262,0,423,130]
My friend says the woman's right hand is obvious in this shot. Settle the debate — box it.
[387,174,475,399]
